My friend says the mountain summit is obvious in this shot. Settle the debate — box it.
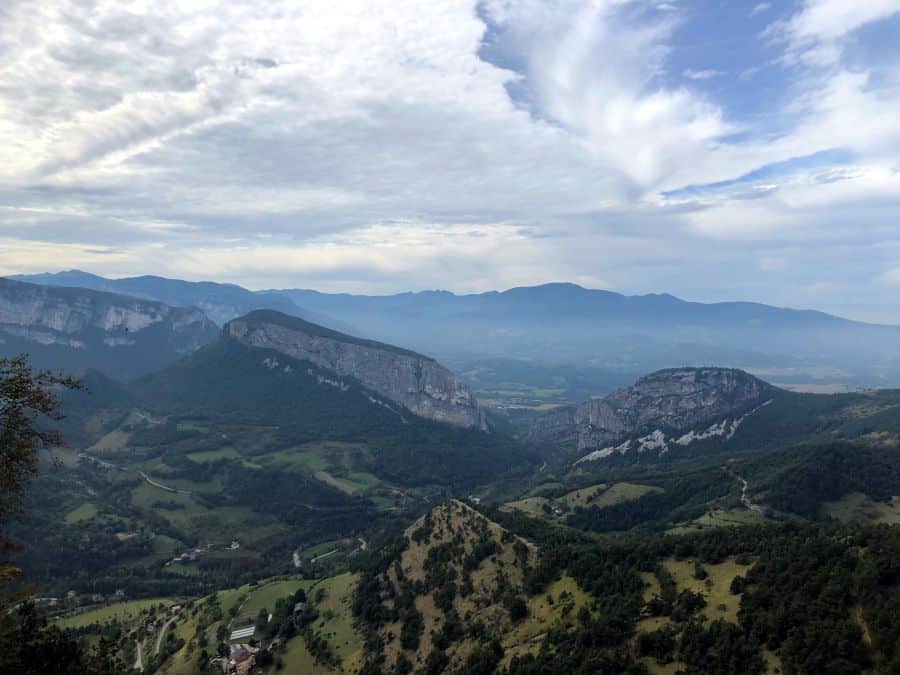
[528,367,774,455]
[226,310,487,429]
[0,277,217,378]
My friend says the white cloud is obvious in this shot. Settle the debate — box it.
[682,69,723,80]
[881,269,900,286]
[771,0,900,66]
[481,0,730,193]
[0,0,898,321]
[758,256,786,271]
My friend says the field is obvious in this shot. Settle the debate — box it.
[279,573,364,674]
[821,492,900,525]
[502,482,663,519]
[635,556,755,651]
[560,482,662,509]
[239,578,314,618]
[42,447,82,469]
[56,598,174,629]
[78,574,356,674]
[500,496,550,517]
[185,446,239,462]
[636,556,758,673]
[313,469,379,495]
[64,501,98,524]
[501,575,592,666]
[85,429,131,456]
[257,441,369,473]
[130,481,289,548]
[667,507,769,535]
[661,556,753,623]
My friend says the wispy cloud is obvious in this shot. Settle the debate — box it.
[768,0,900,66]
[682,68,724,80]
[881,268,900,286]
[0,0,899,321]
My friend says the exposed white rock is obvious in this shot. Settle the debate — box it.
[531,367,773,451]
[636,429,668,453]
[576,399,774,464]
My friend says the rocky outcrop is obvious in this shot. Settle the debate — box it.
[226,310,487,429]
[528,367,774,454]
[0,278,217,378]
[12,269,338,328]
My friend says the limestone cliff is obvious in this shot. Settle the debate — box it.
[528,367,774,455]
[0,278,217,377]
[226,310,487,429]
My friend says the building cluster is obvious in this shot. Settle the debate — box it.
[211,642,258,675]
[166,540,240,565]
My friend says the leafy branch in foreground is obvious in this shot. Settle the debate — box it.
[0,354,81,554]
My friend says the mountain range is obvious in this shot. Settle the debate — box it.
[0,278,217,379]
[277,283,900,387]
[9,269,341,328]
[6,274,900,673]
[10,270,900,390]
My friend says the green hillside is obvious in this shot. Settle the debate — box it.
[14,334,537,600]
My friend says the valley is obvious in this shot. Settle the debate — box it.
[5,1,900,670]
[4,275,900,674]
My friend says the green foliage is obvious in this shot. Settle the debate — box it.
[504,595,528,622]
[460,639,503,675]
[748,442,900,518]
[0,355,80,544]
[636,625,676,663]
[566,468,736,533]
[679,619,765,674]
[134,338,537,488]
[400,609,424,651]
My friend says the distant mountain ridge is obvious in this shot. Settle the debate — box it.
[274,282,900,386]
[10,272,900,387]
[10,269,342,328]
[0,277,217,378]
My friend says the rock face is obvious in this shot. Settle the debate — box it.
[226,310,487,429]
[0,278,217,378]
[12,269,338,328]
[528,367,773,453]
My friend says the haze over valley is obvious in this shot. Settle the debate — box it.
[3,1,900,674]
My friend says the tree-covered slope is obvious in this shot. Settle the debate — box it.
[130,334,531,487]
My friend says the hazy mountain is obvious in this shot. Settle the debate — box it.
[0,278,217,378]
[15,272,900,389]
[225,310,487,429]
[274,283,900,387]
[10,269,342,328]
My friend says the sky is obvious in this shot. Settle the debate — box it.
[1,0,900,322]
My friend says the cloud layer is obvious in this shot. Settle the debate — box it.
[1,0,899,321]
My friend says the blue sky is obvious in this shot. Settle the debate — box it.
[1,0,899,322]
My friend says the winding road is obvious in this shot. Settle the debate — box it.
[133,639,144,672]
[853,605,873,648]
[139,472,193,496]
[155,615,178,656]
[738,476,763,513]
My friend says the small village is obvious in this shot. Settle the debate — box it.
[167,540,241,566]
